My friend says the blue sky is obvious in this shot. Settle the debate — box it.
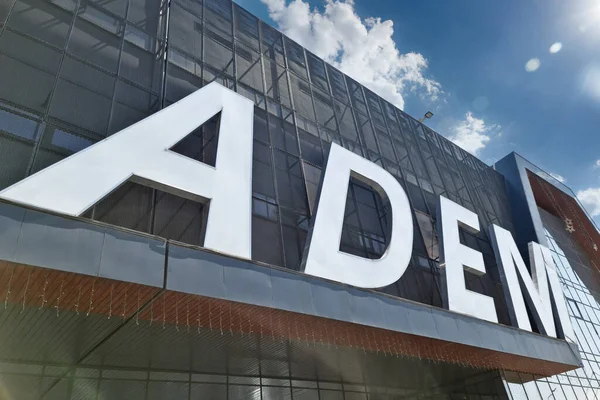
[236,0,600,224]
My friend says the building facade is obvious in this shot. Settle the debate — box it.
[0,0,598,398]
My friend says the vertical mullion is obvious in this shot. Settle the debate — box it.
[149,0,170,235]
[281,34,312,269]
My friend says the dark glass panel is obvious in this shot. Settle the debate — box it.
[355,112,377,152]
[327,65,348,103]
[68,4,122,72]
[293,388,319,400]
[346,77,367,115]
[127,0,165,38]
[0,0,16,24]
[252,139,276,200]
[172,0,202,18]
[92,181,153,233]
[260,21,284,66]
[284,37,307,80]
[306,51,328,92]
[203,64,235,89]
[170,112,219,166]
[120,26,163,92]
[334,100,358,141]
[289,74,315,121]
[7,0,76,48]
[109,80,159,135]
[375,128,395,164]
[298,129,323,166]
[83,0,128,18]
[364,89,385,128]
[31,124,97,173]
[0,108,40,189]
[49,56,114,135]
[415,210,439,260]
[235,42,263,92]
[302,161,321,214]
[274,150,308,213]
[153,190,206,246]
[165,49,202,103]
[263,57,291,107]
[204,24,234,75]
[270,116,298,156]
[253,107,269,143]
[0,30,61,113]
[233,4,259,51]
[281,209,308,270]
[312,88,336,131]
[252,198,283,266]
[339,179,390,260]
[168,3,202,58]
[236,83,265,109]
[191,384,226,400]
[204,0,232,32]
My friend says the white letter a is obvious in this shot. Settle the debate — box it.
[0,83,255,259]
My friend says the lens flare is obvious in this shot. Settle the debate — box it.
[525,58,541,72]
[549,42,563,53]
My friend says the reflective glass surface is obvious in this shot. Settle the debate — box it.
[505,208,600,399]
[0,0,516,322]
[1,0,596,398]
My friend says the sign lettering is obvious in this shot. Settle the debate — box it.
[0,84,573,339]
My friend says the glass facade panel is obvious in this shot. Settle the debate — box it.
[0,2,587,398]
[0,30,62,113]
[204,23,234,76]
[235,41,263,91]
[306,51,329,92]
[68,4,122,73]
[168,2,202,58]
[49,56,115,135]
[504,208,600,399]
[7,0,75,48]
[0,0,514,311]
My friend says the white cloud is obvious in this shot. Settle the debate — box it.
[578,188,600,217]
[260,0,441,109]
[549,172,566,183]
[595,159,600,168]
[447,112,498,156]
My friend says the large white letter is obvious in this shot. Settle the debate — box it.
[531,242,575,341]
[490,225,573,339]
[0,83,254,259]
[303,143,413,288]
[437,196,498,322]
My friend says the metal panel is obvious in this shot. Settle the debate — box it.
[467,319,505,353]
[13,210,104,276]
[402,302,440,340]
[223,261,273,308]
[310,280,352,322]
[432,312,463,345]
[99,229,166,287]
[347,288,386,328]
[270,269,316,315]
[166,244,226,298]
[0,201,25,260]
[378,296,413,333]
